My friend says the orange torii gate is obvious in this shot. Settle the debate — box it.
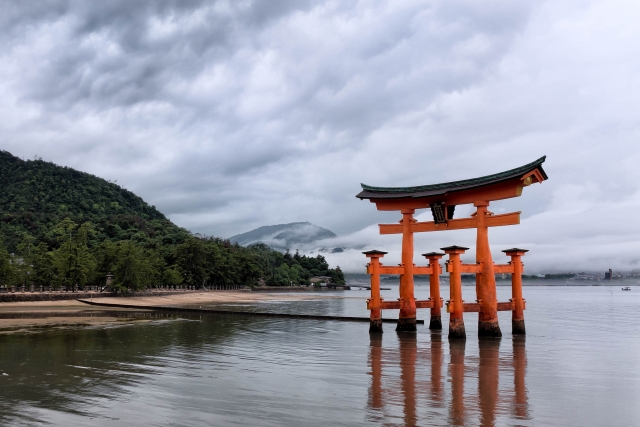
[357,157,548,337]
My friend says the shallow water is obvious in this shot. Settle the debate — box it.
[1,283,639,426]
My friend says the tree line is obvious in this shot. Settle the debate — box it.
[0,218,345,292]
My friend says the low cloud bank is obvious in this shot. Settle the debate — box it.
[304,184,640,274]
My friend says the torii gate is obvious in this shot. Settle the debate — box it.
[357,156,548,337]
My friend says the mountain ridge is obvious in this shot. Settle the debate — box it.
[229,222,337,251]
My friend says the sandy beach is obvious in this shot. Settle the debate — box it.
[0,291,346,333]
[87,291,344,307]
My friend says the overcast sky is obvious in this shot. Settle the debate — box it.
[1,0,639,272]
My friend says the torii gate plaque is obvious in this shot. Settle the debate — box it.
[357,156,548,337]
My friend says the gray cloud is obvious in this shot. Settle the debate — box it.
[0,0,638,272]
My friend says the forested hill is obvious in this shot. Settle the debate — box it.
[0,150,188,251]
[0,150,344,291]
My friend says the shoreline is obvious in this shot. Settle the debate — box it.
[0,291,345,332]
[0,286,354,303]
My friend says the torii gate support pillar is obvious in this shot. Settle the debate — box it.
[365,250,386,333]
[424,252,444,330]
[475,202,502,338]
[443,246,467,339]
[504,248,528,335]
[397,209,417,332]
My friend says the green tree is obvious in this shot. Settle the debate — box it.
[0,238,14,287]
[176,237,207,287]
[271,264,291,286]
[112,240,151,291]
[92,240,118,287]
[52,219,96,289]
[327,265,345,285]
[162,265,183,287]
[17,235,55,288]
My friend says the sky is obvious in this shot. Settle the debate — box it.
[1,0,639,273]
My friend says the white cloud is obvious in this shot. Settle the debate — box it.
[0,0,639,272]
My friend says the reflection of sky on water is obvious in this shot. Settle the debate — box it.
[188,277,640,323]
[0,286,639,425]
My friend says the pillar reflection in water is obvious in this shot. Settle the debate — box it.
[478,338,500,427]
[513,336,529,420]
[449,339,466,426]
[367,334,529,425]
[429,332,444,406]
[398,334,417,427]
[367,333,384,419]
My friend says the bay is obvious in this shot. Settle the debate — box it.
[1,282,639,426]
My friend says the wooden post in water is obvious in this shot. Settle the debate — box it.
[474,202,501,337]
[423,252,444,330]
[365,250,387,333]
[503,248,528,334]
[442,246,468,339]
[397,209,417,332]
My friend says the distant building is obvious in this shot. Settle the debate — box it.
[605,269,612,280]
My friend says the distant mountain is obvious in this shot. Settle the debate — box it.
[0,150,189,251]
[229,222,336,251]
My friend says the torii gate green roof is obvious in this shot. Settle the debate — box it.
[356,156,547,200]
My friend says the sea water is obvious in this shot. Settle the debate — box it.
[1,282,639,426]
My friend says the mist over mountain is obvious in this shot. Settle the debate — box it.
[229,222,337,252]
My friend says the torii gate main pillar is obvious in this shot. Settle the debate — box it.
[475,201,501,337]
[397,209,417,332]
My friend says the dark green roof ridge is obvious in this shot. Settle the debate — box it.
[360,156,546,194]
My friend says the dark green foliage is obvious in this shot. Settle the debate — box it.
[0,226,343,290]
[51,219,96,289]
[16,238,55,288]
[0,150,190,252]
[110,241,157,291]
[0,238,13,286]
[249,245,344,286]
[0,151,345,290]
[175,237,208,287]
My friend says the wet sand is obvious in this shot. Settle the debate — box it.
[0,291,345,333]
[89,291,344,307]
[0,300,147,333]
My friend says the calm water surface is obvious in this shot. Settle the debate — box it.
[1,282,640,426]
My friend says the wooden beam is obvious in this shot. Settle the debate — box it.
[446,263,481,274]
[446,301,527,313]
[369,299,441,310]
[486,212,521,227]
[367,265,404,275]
[379,301,402,310]
[379,266,404,275]
[379,211,520,235]
[371,299,524,311]
[493,264,515,274]
[416,299,440,309]
[413,266,434,275]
